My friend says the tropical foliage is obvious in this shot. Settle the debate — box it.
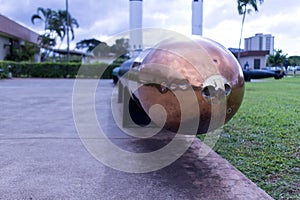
[0,61,116,79]
[4,42,39,62]
[288,56,300,66]
[237,0,264,61]
[76,38,129,57]
[37,33,56,49]
[31,7,79,49]
[110,38,129,56]
[267,49,287,67]
[76,39,102,53]
[31,8,54,31]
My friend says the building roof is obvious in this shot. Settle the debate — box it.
[228,48,243,53]
[0,14,39,44]
[231,50,270,58]
[52,49,92,57]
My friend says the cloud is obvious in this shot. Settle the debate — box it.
[0,0,299,55]
[204,0,239,29]
[143,0,190,29]
[68,0,128,29]
[266,13,300,39]
[0,0,64,30]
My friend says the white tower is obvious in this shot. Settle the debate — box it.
[192,0,203,36]
[129,0,143,51]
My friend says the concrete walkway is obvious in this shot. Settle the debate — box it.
[0,78,273,200]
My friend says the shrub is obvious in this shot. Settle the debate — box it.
[0,61,115,79]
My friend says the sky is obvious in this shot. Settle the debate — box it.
[0,0,299,56]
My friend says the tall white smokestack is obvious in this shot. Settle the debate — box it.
[129,0,143,50]
[192,0,203,36]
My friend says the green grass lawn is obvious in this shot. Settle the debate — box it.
[206,77,299,200]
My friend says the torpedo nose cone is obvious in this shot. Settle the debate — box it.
[136,37,245,134]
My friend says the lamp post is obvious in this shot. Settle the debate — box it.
[66,0,70,62]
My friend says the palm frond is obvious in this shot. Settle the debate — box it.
[31,14,42,24]
[249,0,258,11]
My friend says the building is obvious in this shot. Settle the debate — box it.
[231,33,275,69]
[236,50,270,69]
[244,33,274,54]
[0,14,39,60]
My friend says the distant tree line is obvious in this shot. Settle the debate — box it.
[75,38,129,57]
[288,56,300,66]
[267,49,300,67]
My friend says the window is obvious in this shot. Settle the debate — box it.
[266,37,271,50]
[245,39,248,50]
[259,37,263,50]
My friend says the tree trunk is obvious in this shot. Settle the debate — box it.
[238,6,247,64]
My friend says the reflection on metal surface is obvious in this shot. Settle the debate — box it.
[121,37,245,134]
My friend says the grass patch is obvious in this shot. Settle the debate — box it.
[200,77,300,200]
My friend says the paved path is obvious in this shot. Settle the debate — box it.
[0,78,273,200]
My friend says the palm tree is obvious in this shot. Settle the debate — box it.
[38,33,56,48]
[237,0,264,62]
[32,7,79,46]
[55,10,79,42]
[32,7,59,48]
[32,7,79,61]
[31,7,56,31]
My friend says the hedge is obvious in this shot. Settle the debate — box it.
[0,61,119,79]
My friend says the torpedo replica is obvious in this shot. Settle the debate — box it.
[115,0,245,134]
[243,69,285,82]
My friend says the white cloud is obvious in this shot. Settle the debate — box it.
[0,0,299,55]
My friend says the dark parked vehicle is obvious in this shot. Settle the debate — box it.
[112,67,120,84]
[112,58,137,84]
[243,69,285,82]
